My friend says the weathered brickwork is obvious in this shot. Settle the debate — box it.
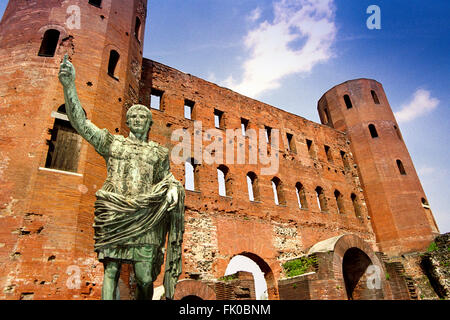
[318,80,439,255]
[0,0,444,300]
[0,0,147,299]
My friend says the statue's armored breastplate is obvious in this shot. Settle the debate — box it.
[102,136,159,197]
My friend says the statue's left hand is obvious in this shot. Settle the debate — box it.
[167,186,178,211]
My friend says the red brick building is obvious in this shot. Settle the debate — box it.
[0,0,441,300]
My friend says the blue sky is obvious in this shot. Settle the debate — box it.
[147,0,450,234]
[0,0,448,233]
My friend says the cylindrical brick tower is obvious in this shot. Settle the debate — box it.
[0,0,147,299]
[318,79,439,256]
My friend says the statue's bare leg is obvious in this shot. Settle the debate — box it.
[134,261,154,300]
[102,260,121,300]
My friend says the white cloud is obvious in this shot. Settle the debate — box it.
[248,7,262,22]
[223,0,337,98]
[395,89,439,123]
[417,166,436,176]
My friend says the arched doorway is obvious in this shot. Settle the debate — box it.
[342,247,372,299]
[308,234,386,300]
[173,279,217,300]
[224,252,277,300]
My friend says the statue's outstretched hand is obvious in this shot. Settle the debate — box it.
[59,54,76,88]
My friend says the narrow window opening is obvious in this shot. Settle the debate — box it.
[264,126,272,144]
[185,158,199,191]
[421,198,430,209]
[344,94,353,109]
[396,159,406,175]
[214,109,224,129]
[38,29,60,57]
[134,17,141,40]
[107,50,120,78]
[368,124,378,138]
[324,145,333,162]
[394,125,402,140]
[334,190,345,214]
[45,105,82,172]
[286,133,296,153]
[271,177,285,206]
[217,165,231,197]
[247,172,260,202]
[150,89,163,110]
[89,0,102,8]
[272,181,279,205]
[241,118,249,136]
[322,108,330,124]
[371,90,380,104]
[247,176,254,201]
[351,193,362,218]
[315,186,327,212]
[306,139,315,158]
[184,99,194,120]
[340,151,350,170]
[295,182,308,209]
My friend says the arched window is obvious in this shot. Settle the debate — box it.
[271,177,285,205]
[322,108,329,124]
[344,95,353,109]
[351,193,362,218]
[396,160,406,175]
[394,125,402,140]
[340,150,350,170]
[214,109,224,129]
[184,99,194,120]
[45,104,82,172]
[38,29,60,57]
[334,190,345,214]
[89,0,102,8]
[421,198,430,209]
[315,186,327,212]
[108,50,120,78]
[286,133,296,153]
[306,139,315,158]
[241,118,249,136]
[217,165,231,197]
[368,124,378,138]
[324,145,333,162]
[371,90,380,104]
[135,17,142,40]
[57,104,67,114]
[185,158,199,191]
[295,182,308,209]
[247,172,260,202]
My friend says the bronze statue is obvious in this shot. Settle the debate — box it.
[58,55,185,300]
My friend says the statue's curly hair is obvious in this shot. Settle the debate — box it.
[126,104,152,122]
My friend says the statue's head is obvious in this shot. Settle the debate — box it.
[126,104,153,136]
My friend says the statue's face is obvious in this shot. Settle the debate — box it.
[127,109,151,135]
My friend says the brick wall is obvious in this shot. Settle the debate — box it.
[0,0,147,300]
[143,60,377,294]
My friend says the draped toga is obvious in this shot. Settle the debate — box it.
[90,128,185,299]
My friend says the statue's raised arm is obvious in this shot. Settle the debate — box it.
[58,54,112,157]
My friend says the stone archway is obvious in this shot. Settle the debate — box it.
[308,234,385,300]
[173,279,217,300]
[342,247,373,299]
[229,252,278,300]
